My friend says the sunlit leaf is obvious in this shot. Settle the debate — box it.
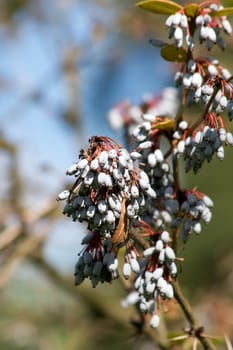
[210,7,233,17]
[184,3,200,18]
[136,0,182,15]
[152,118,175,130]
[161,44,187,62]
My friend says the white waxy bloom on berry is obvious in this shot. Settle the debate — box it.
[142,113,155,122]
[165,14,174,27]
[173,12,181,25]
[127,204,136,218]
[221,68,231,80]
[179,120,188,130]
[222,19,232,35]
[139,178,149,190]
[161,231,170,243]
[146,281,156,294]
[166,284,174,299]
[217,146,224,160]
[177,140,185,154]
[155,239,164,251]
[208,27,216,42]
[66,164,78,175]
[203,195,214,207]
[150,314,160,329]
[174,27,183,46]
[138,141,153,150]
[200,25,209,40]
[143,247,156,257]
[154,149,164,162]
[169,262,177,277]
[129,258,140,273]
[131,185,139,198]
[130,151,142,159]
[146,186,157,198]
[157,276,167,290]
[77,158,88,169]
[86,205,96,218]
[97,172,107,186]
[193,221,202,234]
[202,84,214,95]
[99,150,108,165]
[152,267,163,280]
[112,168,122,181]
[57,190,70,201]
[173,130,182,139]
[226,132,233,145]
[142,121,152,131]
[219,128,226,142]
[119,154,128,167]
[158,249,165,263]
[201,207,212,223]
[139,301,148,312]
[84,172,95,186]
[121,291,139,307]
[180,14,188,28]
[220,95,227,108]
[81,165,90,178]
[182,73,192,87]
[105,174,113,187]
[147,153,157,167]
[108,149,117,159]
[90,158,99,170]
[108,257,118,272]
[194,131,203,144]
[98,200,108,213]
[196,15,204,26]
[134,275,142,290]
[123,262,131,279]
[187,59,196,73]
[105,210,115,224]
[165,246,175,261]
[161,210,172,223]
[191,72,203,88]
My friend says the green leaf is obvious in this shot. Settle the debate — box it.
[184,3,200,18]
[161,44,187,62]
[136,0,182,15]
[149,38,167,47]
[210,7,233,17]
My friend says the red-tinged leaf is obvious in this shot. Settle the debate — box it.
[184,3,200,18]
[161,44,187,62]
[210,7,233,17]
[136,0,182,15]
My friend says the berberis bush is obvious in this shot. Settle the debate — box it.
[58,1,233,348]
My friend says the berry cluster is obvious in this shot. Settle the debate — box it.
[175,58,233,111]
[121,229,176,328]
[179,190,213,241]
[165,3,232,50]
[196,3,232,50]
[174,117,233,173]
[59,136,158,238]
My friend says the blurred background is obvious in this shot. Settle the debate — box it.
[0,0,233,349]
